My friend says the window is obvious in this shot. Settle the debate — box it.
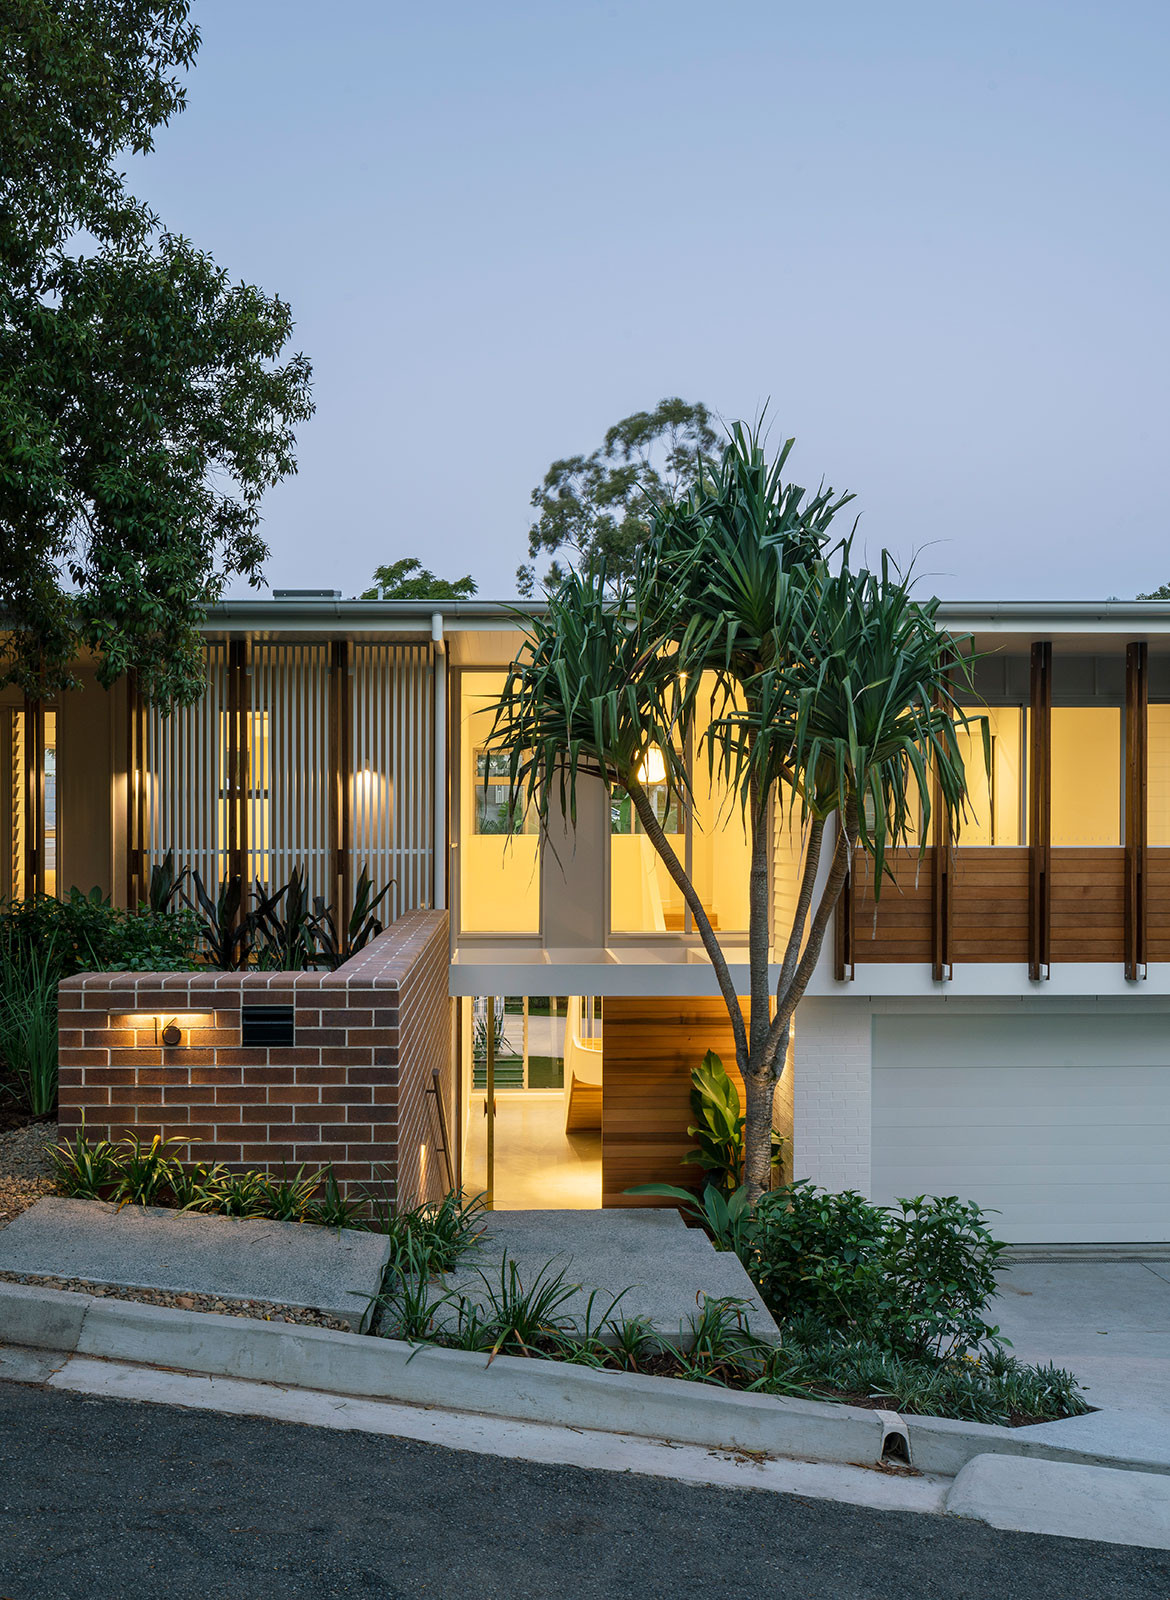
[460,673,540,934]
[1050,706,1122,847]
[474,750,537,835]
[608,675,749,935]
[954,706,1026,846]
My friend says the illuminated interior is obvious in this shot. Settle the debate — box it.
[954,706,1026,846]
[610,676,749,935]
[1051,706,1122,847]
[1149,703,1170,846]
[461,995,601,1208]
[460,673,540,933]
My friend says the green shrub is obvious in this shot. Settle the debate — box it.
[876,1194,1007,1359]
[760,1321,1087,1425]
[744,1180,889,1329]
[682,1051,784,1195]
[743,1183,1009,1359]
[0,889,199,980]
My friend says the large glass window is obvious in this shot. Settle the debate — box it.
[609,763,686,931]
[460,672,540,933]
[1149,703,1170,846]
[1051,706,1122,847]
[609,675,749,935]
[954,706,1026,846]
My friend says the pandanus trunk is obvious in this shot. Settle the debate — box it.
[743,1070,777,1199]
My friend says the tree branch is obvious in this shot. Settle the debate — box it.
[626,774,748,1072]
[762,805,857,1076]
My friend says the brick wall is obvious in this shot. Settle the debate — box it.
[57,910,455,1203]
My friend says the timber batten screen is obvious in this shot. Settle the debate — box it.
[141,640,435,911]
[246,642,331,888]
[143,644,230,890]
[351,643,434,920]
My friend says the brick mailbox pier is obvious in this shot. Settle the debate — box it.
[56,909,455,1202]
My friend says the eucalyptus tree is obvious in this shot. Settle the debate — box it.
[489,425,978,1199]
[518,398,718,596]
[1,0,313,706]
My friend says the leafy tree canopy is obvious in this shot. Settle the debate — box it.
[1,0,314,705]
[1137,583,1170,600]
[518,397,718,595]
[360,558,477,601]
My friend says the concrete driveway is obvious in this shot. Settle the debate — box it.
[993,1258,1170,1464]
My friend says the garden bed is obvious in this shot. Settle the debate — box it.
[0,1269,348,1329]
[0,1119,59,1228]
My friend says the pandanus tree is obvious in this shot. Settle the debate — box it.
[488,425,980,1200]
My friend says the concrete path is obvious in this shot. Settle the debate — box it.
[0,1197,390,1329]
[993,1260,1170,1470]
[994,1260,1170,1419]
[443,1207,779,1343]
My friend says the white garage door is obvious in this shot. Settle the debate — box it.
[871,1015,1170,1244]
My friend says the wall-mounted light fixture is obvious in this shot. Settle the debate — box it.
[114,1013,214,1048]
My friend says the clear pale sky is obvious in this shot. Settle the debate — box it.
[129,0,1170,602]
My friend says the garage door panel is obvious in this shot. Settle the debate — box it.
[873,1015,1170,1069]
[871,1021,1170,1243]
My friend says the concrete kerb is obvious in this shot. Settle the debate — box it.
[2,1279,1167,1480]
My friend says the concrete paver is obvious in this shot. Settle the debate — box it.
[0,1197,390,1329]
[993,1261,1170,1418]
[443,1207,779,1343]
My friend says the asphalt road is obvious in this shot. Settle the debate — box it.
[1,1381,1167,1600]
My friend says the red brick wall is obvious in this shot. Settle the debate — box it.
[57,910,454,1203]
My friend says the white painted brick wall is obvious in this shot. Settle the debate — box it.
[792,998,872,1193]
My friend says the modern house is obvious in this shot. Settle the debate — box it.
[6,593,1170,1244]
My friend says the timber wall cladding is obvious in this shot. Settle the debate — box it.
[951,848,1030,963]
[601,996,748,1208]
[57,910,453,1202]
[849,848,934,964]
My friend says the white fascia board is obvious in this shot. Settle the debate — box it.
[449,945,768,998]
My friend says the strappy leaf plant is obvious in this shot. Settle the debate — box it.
[489,421,984,1199]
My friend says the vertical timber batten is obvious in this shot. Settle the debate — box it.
[931,681,954,981]
[1125,640,1148,980]
[226,639,248,893]
[125,676,146,909]
[1028,640,1052,980]
[22,693,44,897]
[330,639,352,917]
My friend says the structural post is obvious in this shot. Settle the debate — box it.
[484,995,495,1210]
[431,613,446,912]
[931,680,954,982]
[125,676,147,909]
[1028,640,1052,981]
[329,639,352,916]
[22,694,44,897]
[1125,640,1148,981]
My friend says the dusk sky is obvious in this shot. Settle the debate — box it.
[129,1,1169,602]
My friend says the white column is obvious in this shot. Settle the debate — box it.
[792,997,872,1194]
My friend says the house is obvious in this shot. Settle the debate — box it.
[5,592,1170,1244]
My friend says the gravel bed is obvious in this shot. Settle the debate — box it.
[0,1269,351,1330]
[0,1119,59,1229]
